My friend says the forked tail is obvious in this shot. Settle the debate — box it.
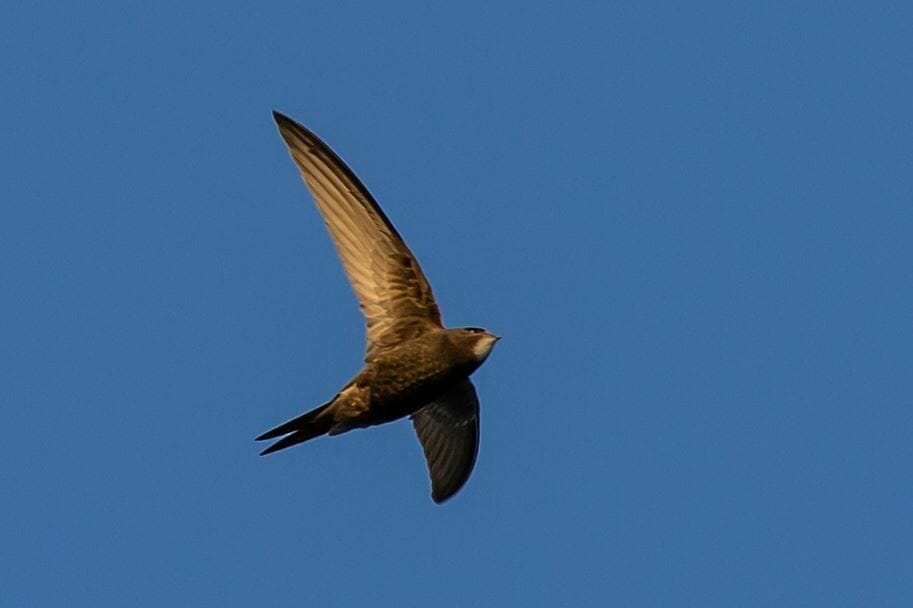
[256,402,333,455]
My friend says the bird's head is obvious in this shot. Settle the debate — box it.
[454,327,501,363]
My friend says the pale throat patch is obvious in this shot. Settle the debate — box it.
[472,336,496,361]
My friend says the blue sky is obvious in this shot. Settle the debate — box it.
[2,2,912,606]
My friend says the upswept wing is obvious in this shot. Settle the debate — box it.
[273,112,442,358]
[411,380,480,503]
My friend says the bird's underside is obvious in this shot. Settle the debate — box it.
[258,369,481,504]
[257,111,498,503]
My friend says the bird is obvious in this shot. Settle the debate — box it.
[257,111,500,503]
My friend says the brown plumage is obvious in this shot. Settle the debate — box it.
[257,112,499,503]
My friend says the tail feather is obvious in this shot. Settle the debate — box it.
[256,402,333,455]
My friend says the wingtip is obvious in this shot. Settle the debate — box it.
[271,110,314,145]
[430,485,463,504]
[272,110,294,131]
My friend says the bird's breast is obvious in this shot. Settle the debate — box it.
[356,336,474,422]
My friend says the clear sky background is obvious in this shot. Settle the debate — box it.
[3,3,912,606]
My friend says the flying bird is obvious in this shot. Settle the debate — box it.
[257,111,499,503]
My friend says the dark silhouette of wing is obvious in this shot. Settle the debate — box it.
[411,379,480,503]
[273,112,442,359]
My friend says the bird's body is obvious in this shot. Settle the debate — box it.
[258,112,499,503]
[340,329,492,427]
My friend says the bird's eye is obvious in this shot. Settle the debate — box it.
[466,327,484,334]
